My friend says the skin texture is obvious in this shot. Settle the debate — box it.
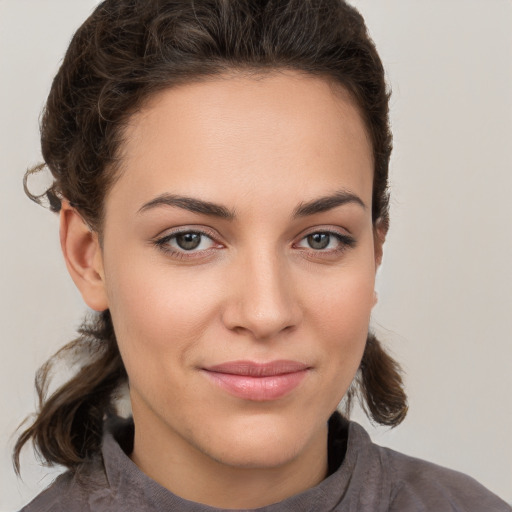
[60,71,382,509]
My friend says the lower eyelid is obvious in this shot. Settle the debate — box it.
[295,231,355,248]
[153,228,355,257]
[154,231,197,247]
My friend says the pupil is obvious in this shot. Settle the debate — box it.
[176,233,201,250]
[308,233,330,250]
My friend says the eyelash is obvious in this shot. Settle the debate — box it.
[153,228,221,260]
[153,228,356,260]
[293,231,356,255]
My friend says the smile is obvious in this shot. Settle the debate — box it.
[201,360,310,401]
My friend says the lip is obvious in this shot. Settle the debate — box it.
[201,360,310,401]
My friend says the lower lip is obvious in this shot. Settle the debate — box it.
[202,370,308,401]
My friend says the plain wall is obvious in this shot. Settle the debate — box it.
[1,1,511,509]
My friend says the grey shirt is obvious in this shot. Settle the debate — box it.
[21,414,510,511]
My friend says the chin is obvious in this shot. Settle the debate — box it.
[208,437,304,470]
[196,410,322,469]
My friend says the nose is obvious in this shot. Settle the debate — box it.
[221,249,302,340]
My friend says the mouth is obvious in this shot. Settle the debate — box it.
[201,360,310,401]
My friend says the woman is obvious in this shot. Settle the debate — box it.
[12,0,511,510]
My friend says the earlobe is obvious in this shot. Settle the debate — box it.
[60,202,108,311]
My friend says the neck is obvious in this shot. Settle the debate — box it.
[130,407,329,509]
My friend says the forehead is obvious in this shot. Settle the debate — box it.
[110,71,373,213]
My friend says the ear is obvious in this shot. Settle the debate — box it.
[373,217,388,270]
[60,202,109,311]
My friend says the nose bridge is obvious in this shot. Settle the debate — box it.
[223,243,300,339]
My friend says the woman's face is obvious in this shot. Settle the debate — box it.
[96,71,378,471]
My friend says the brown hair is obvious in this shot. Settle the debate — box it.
[15,0,407,474]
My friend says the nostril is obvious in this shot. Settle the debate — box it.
[222,305,301,340]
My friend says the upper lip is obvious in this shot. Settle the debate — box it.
[203,360,310,377]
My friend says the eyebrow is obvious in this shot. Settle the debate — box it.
[138,194,235,219]
[292,190,366,217]
[138,189,365,220]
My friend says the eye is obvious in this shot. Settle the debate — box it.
[154,230,218,254]
[173,232,206,251]
[296,231,356,252]
[304,233,332,250]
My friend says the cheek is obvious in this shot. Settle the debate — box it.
[103,257,221,380]
[301,260,375,395]
[307,260,376,338]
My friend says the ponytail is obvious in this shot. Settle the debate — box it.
[13,310,126,474]
[343,332,408,427]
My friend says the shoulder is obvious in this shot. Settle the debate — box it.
[341,421,510,512]
[19,458,113,512]
[377,444,511,511]
[19,417,142,512]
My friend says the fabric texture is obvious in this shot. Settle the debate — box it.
[20,413,511,512]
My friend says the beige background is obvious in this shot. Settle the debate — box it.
[1,1,511,509]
